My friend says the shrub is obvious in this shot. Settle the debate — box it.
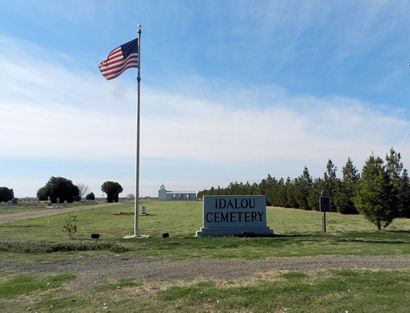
[62,214,78,239]
[0,187,14,202]
[0,239,128,253]
[85,192,95,201]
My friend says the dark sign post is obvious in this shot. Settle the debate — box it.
[319,191,330,233]
[91,233,100,242]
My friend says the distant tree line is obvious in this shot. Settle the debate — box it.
[36,177,123,204]
[2,177,125,205]
[198,148,410,229]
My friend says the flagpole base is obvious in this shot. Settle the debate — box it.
[123,234,150,239]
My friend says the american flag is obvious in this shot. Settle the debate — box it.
[99,38,139,80]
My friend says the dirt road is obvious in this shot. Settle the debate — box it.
[1,254,409,293]
[0,203,118,224]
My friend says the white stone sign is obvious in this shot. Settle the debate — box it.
[196,195,274,237]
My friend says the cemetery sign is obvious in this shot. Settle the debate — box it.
[196,195,274,236]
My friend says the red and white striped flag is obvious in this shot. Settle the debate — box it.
[99,38,139,80]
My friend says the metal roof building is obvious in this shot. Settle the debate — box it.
[158,185,196,200]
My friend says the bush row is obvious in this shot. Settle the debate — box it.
[0,239,128,254]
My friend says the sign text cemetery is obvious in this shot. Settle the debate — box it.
[196,195,274,236]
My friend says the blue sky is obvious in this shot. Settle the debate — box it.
[1,0,410,197]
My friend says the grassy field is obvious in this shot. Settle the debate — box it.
[0,200,409,259]
[0,200,106,215]
[0,200,409,312]
[0,269,408,313]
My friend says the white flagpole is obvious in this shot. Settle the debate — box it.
[125,24,149,239]
[134,24,142,236]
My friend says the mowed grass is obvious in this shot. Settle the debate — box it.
[0,201,409,313]
[1,269,408,313]
[0,200,409,259]
[0,273,75,298]
[152,270,410,313]
[0,273,76,312]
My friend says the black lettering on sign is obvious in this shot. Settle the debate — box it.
[257,211,263,221]
[218,199,226,209]
[206,212,213,223]
[214,197,259,209]
[221,212,229,222]
[245,211,251,222]
[251,211,257,221]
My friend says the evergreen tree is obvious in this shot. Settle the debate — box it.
[295,167,312,210]
[334,157,359,214]
[251,182,260,195]
[276,177,288,207]
[286,177,298,208]
[385,148,410,218]
[323,159,339,211]
[260,175,275,205]
[308,178,324,211]
[354,154,395,230]
[398,169,410,218]
[259,176,270,200]
[216,186,222,195]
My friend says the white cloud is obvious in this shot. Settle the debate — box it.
[0,101,133,160]
[141,87,410,167]
[1,34,409,177]
[0,35,136,161]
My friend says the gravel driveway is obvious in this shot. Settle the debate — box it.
[0,203,118,224]
[1,255,409,293]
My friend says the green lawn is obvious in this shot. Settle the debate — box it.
[0,270,409,313]
[0,200,409,259]
[0,200,409,312]
[0,273,75,298]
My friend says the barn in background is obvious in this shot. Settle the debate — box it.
[158,185,196,200]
